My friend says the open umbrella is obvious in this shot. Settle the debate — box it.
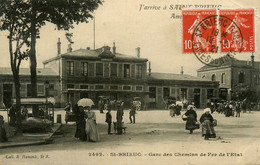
[77,98,94,107]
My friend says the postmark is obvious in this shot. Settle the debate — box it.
[192,14,243,67]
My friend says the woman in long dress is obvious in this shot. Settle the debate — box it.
[200,108,216,140]
[85,107,99,142]
[184,105,198,134]
[74,105,87,141]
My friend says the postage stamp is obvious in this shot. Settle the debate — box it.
[220,8,255,53]
[182,9,217,54]
[182,8,255,67]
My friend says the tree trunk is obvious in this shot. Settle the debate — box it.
[30,3,38,116]
[12,69,22,134]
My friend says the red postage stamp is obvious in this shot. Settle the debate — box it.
[182,8,255,67]
[182,9,217,54]
[220,9,255,53]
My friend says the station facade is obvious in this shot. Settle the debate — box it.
[0,41,219,109]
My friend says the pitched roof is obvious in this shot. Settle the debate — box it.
[149,72,214,82]
[43,47,148,64]
[197,55,260,71]
[0,67,58,76]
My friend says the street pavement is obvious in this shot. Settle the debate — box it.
[1,109,260,165]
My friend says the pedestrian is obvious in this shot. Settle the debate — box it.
[74,105,87,141]
[106,109,112,135]
[21,105,28,120]
[0,115,8,142]
[8,104,16,126]
[129,104,136,124]
[169,103,176,117]
[85,106,99,142]
[200,108,217,140]
[98,99,104,113]
[175,101,183,116]
[235,102,241,117]
[183,105,198,134]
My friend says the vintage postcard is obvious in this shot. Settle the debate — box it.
[0,0,259,165]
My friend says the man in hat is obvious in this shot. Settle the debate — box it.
[129,103,136,124]
[105,109,112,134]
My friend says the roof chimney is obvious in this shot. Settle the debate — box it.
[148,61,151,76]
[251,52,255,68]
[57,38,61,55]
[247,59,250,65]
[112,42,116,54]
[181,66,184,75]
[136,47,140,58]
[67,43,72,52]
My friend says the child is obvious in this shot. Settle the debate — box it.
[105,109,112,135]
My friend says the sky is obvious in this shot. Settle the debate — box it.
[0,0,259,76]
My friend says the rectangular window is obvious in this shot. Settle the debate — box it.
[67,61,74,76]
[136,86,143,91]
[49,84,54,90]
[37,84,45,96]
[96,63,103,77]
[239,72,245,83]
[255,75,259,85]
[81,62,88,76]
[67,84,74,89]
[80,85,88,89]
[221,73,226,84]
[123,86,131,90]
[110,85,118,90]
[163,87,170,98]
[95,85,104,89]
[207,89,214,99]
[110,63,118,77]
[27,84,32,97]
[181,88,187,100]
[136,64,142,78]
[124,64,130,78]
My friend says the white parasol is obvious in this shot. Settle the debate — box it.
[77,98,94,107]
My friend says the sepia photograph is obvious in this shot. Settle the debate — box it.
[0,0,259,165]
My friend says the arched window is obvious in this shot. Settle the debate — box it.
[221,73,226,84]
[211,74,216,81]
[239,72,245,83]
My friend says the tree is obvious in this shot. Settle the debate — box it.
[0,0,30,132]
[1,0,102,115]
